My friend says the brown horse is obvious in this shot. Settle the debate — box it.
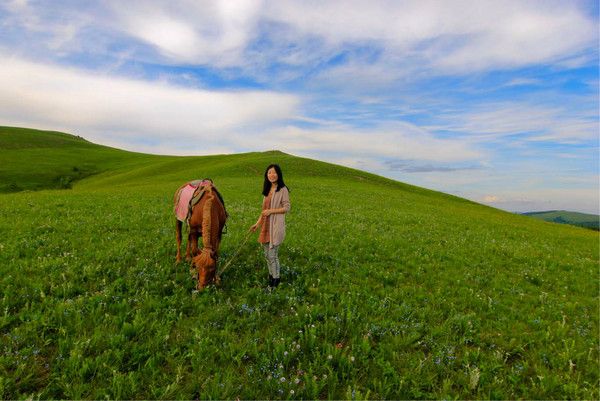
[174,182,227,289]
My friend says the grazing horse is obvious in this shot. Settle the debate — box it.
[174,181,227,289]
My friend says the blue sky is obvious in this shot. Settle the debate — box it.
[0,0,598,213]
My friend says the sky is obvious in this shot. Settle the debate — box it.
[0,0,598,214]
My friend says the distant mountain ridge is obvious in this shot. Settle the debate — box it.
[522,210,599,231]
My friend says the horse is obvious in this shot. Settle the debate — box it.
[173,181,227,289]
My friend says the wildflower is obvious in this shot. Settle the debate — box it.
[290,390,295,395]
[350,356,355,362]
[327,354,333,360]
[280,377,286,382]
[296,344,300,349]
[294,378,300,384]
[323,374,328,379]
[284,351,288,356]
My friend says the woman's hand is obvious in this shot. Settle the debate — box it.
[261,209,273,217]
[249,223,259,232]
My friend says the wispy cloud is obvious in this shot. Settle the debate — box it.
[477,188,599,214]
[249,123,483,163]
[431,101,598,143]
[2,1,596,79]
[384,160,483,173]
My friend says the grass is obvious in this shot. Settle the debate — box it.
[0,127,598,399]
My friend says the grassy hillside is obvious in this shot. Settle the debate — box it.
[523,210,599,231]
[0,126,167,192]
[0,128,598,399]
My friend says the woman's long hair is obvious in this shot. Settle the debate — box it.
[262,164,288,196]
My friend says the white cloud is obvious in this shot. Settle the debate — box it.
[107,0,263,66]
[0,55,299,152]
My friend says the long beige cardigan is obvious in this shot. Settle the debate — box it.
[267,186,290,248]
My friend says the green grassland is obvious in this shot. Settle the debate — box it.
[0,126,166,192]
[0,127,598,399]
[523,210,600,231]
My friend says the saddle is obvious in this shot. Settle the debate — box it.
[175,180,208,223]
[175,180,228,228]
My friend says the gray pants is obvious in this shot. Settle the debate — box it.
[262,244,280,279]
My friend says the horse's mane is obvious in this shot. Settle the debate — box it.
[211,186,228,217]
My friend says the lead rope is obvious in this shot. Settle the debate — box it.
[216,230,253,281]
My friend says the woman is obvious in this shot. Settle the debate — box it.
[250,164,290,288]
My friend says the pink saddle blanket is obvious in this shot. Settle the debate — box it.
[175,184,198,222]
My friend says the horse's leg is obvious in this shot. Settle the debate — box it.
[190,230,200,257]
[186,231,193,262]
[175,220,183,263]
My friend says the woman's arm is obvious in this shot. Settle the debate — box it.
[262,188,290,216]
[262,207,286,216]
[250,214,263,232]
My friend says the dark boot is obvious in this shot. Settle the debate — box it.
[268,274,274,287]
[273,277,280,287]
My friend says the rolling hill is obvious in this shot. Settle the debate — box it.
[523,210,599,231]
[0,126,598,399]
[0,126,168,192]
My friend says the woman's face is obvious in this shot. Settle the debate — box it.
[267,167,278,184]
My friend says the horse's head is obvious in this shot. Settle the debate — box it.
[193,248,216,289]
